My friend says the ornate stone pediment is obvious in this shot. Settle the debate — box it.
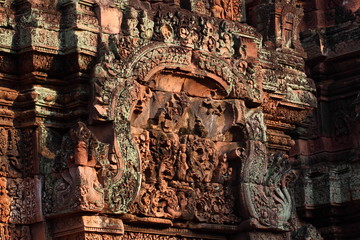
[0,0,320,239]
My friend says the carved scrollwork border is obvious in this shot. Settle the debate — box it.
[89,42,261,215]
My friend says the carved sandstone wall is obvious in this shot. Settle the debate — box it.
[0,0,322,239]
[291,0,360,239]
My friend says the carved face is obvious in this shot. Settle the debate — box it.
[134,87,152,114]
[179,27,190,39]
[205,22,214,35]
[7,180,17,197]
[180,144,186,152]
[207,37,217,52]
[223,33,231,43]
[213,0,222,6]
[221,153,227,163]
[129,7,138,19]
[161,24,173,42]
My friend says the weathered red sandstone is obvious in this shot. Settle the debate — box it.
[0,0,358,239]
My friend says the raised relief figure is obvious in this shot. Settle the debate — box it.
[211,0,243,21]
[139,10,154,40]
[0,178,10,223]
[211,0,225,19]
[50,123,105,213]
[276,0,304,51]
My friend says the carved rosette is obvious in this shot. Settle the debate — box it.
[106,81,142,213]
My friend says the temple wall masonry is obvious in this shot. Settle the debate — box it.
[0,0,358,239]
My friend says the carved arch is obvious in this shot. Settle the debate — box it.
[122,44,256,99]
[88,43,261,215]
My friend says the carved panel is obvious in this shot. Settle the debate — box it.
[0,223,31,240]
[7,177,42,224]
[126,85,245,224]
[0,127,24,178]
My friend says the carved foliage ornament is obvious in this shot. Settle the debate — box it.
[0,128,23,178]
[240,111,297,231]
[241,152,297,231]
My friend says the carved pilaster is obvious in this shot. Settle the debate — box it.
[0,87,17,127]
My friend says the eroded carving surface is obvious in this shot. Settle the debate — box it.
[0,0,322,239]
